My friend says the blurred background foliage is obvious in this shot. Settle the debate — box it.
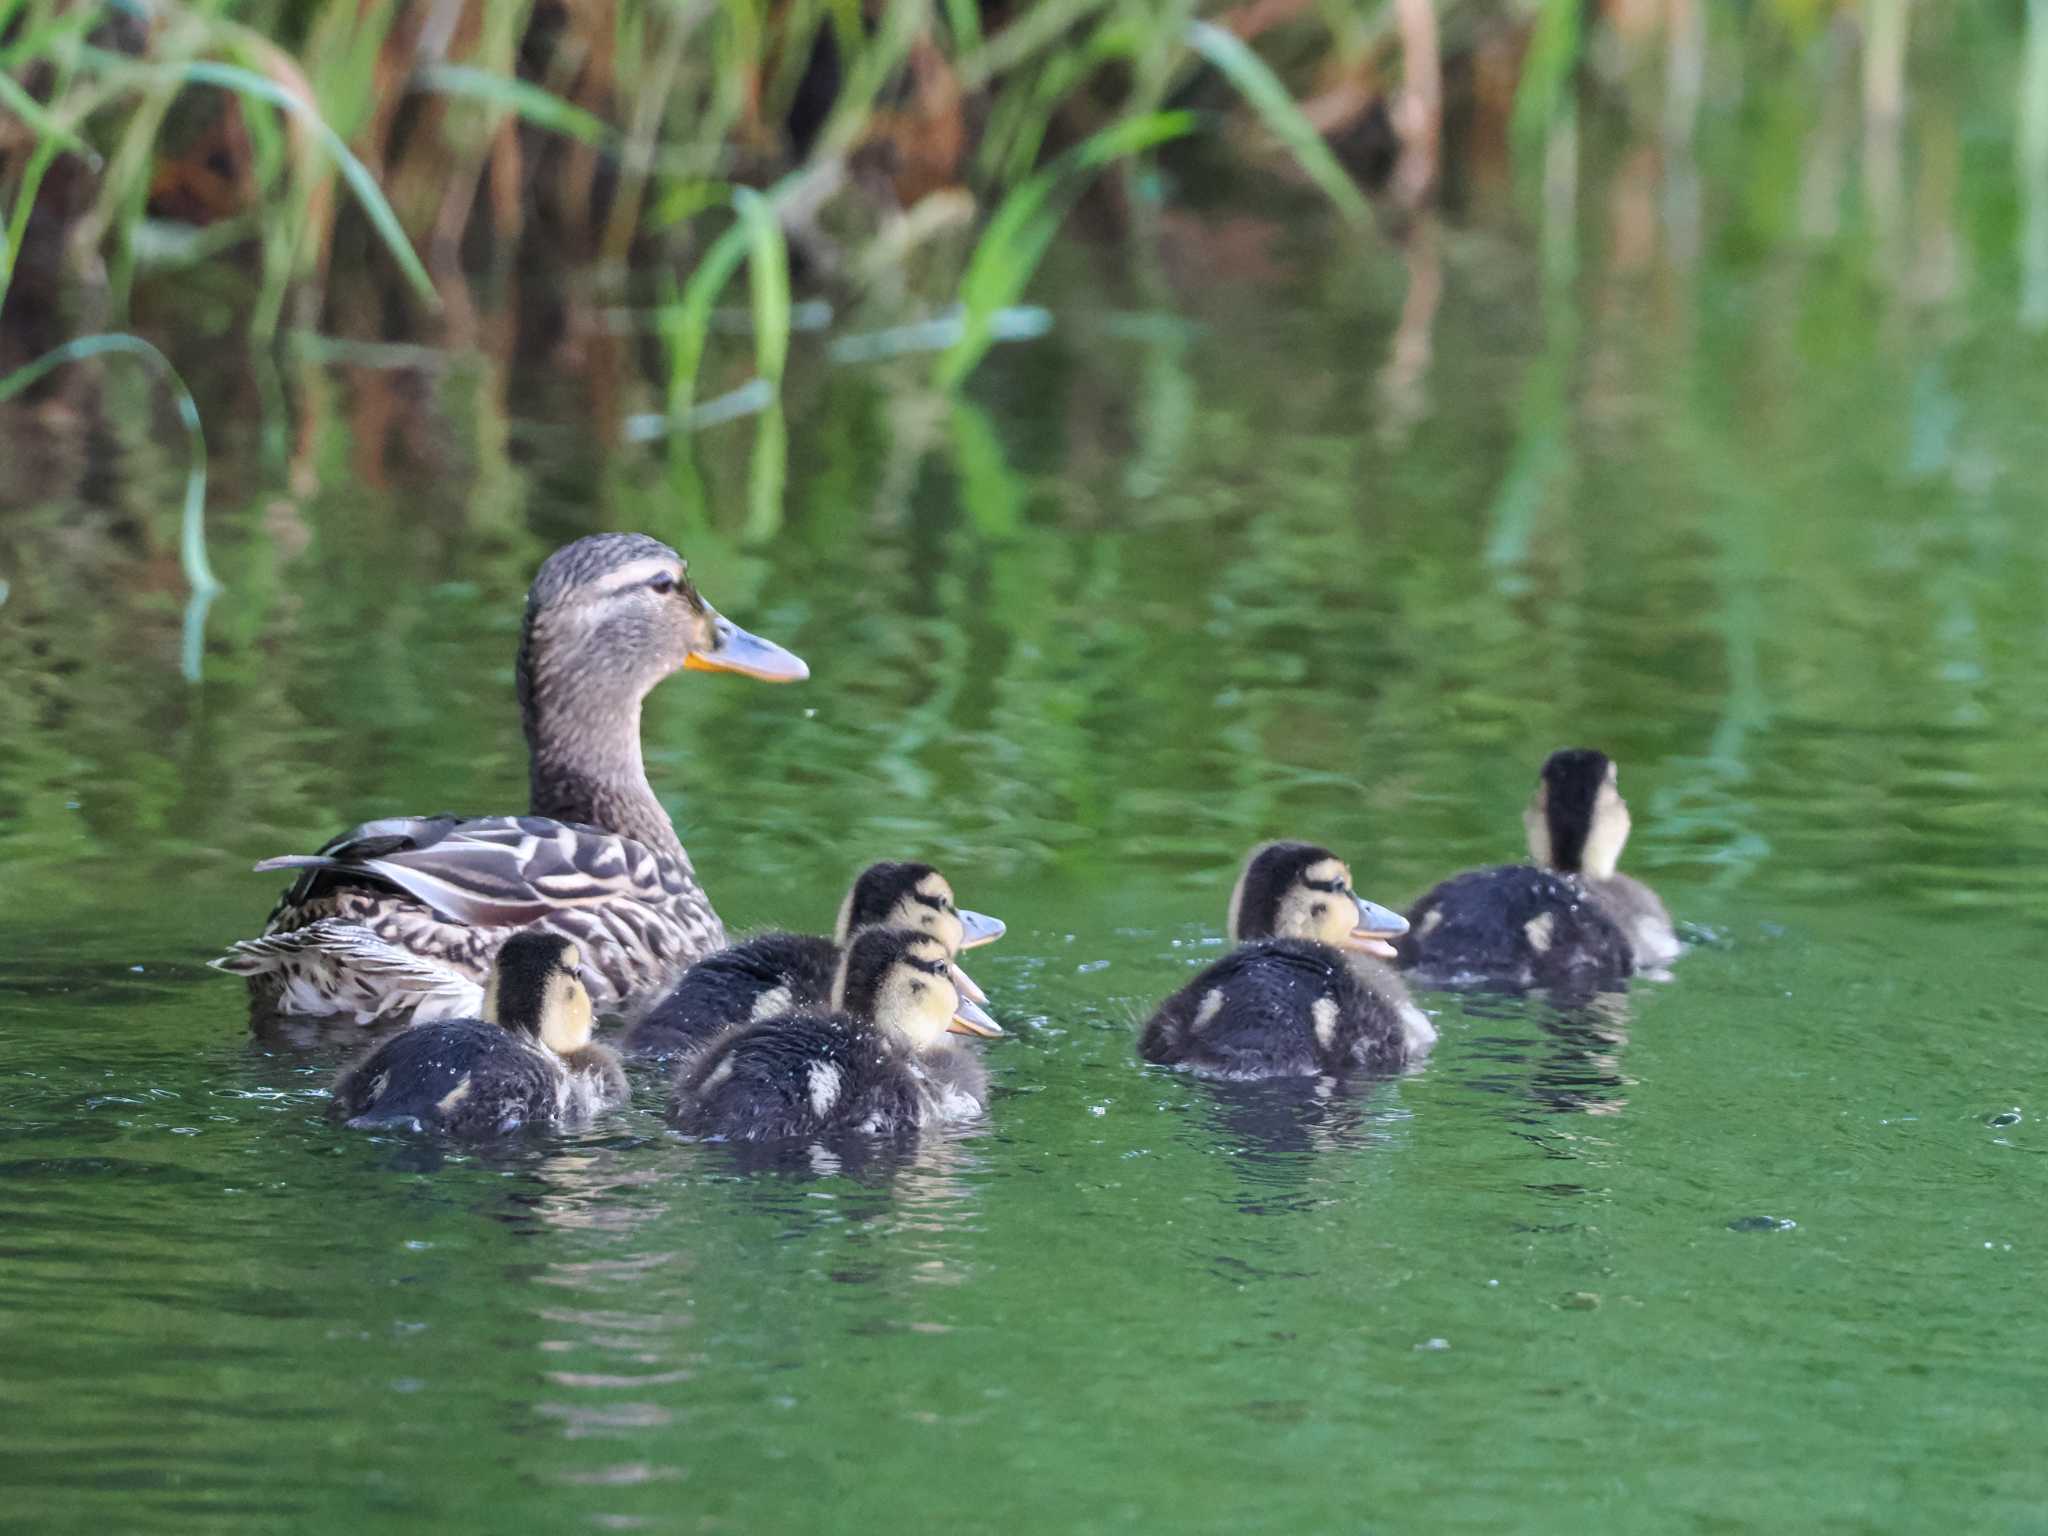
[0,2,2028,400]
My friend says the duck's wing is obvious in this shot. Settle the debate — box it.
[257,814,688,932]
[212,918,486,1022]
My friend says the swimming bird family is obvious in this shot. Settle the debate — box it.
[214,533,1679,1147]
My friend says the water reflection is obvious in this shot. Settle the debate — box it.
[1441,990,1633,1124]
[1182,1074,1410,1216]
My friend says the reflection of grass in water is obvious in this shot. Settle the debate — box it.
[0,333,220,679]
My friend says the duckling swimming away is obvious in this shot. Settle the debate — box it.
[1140,842,1437,1081]
[626,861,1003,1058]
[669,929,1002,1143]
[1397,748,1678,989]
[215,533,808,1024]
[330,933,627,1136]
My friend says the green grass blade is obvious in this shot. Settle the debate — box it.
[732,186,790,387]
[412,63,618,150]
[0,333,221,679]
[179,59,436,305]
[79,51,438,307]
[0,5,99,70]
[0,71,102,169]
[1511,0,1581,165]
[1183,19,1368,225]
[938,109,1195,391]
[663,216,753,418]
[940,0,982,53]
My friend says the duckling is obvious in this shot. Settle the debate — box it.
[1397,748,1676,988]
[1530,750,1682,971]
[626,860,1004,1059]
[669,929,1003,1143]
[1140,842,1437,1081]
[213,533,808,1023]
[330,933,628,1136]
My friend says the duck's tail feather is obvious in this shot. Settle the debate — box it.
[251,855,339,874]
[211,919,485,1022]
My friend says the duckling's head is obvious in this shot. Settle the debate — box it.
[836,861,1005,951]
[832,930,1003,1049]
[835,860,1006,1006]
[1525,749,1631,880]
[517,533,808,714]
[483,932,596,1055]
[1227,841,1409,958]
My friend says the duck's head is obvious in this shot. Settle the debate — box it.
[517,533,808,712]
[483,932,597,1055]
[834,860,1005,1002]
[1524,749,1630,880]
[833,930,1003,1049]
[1227,841,1409,958]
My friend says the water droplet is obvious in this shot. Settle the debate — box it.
[1415,1338,1449,1351]
[1987,1108,2022,1127]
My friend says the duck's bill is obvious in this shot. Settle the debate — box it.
[1344,893,1410,960]
[684,612,809,682]
[947,994,1004,1038]
[948,960,989,1005]
[956,908,1006,948]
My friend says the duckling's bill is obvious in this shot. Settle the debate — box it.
[683,612,809,682]
[948,994,1004,1038]
[948,960,990,1005]
[956,908,1005,948]
[1345,894,1410,959]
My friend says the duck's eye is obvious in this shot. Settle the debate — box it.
[647,571,677,595]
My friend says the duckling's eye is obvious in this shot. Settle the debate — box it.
[909,980,928,994]
[1311,902,1328,918]
[647,571,677,595]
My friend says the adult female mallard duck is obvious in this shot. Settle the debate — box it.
[213,533,807,1022]
[330,932,627,1135]
[1396,748,1678,989]
[1140,841,1437,1080]
[669,929,1003,1143]
[625,860,1004,1059]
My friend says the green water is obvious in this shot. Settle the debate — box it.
[6,90,2048,1533]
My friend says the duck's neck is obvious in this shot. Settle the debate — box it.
[521,671,682,860]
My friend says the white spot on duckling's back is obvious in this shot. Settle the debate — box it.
[1397,1001,1439,1056]
[1636,916,1683,968]
[751,985,793,1022]
[1191,988,1226,1033]
[1524,912,1556,954]
[1311,997,1340,1051]
[1416,909,1443,939]
[807,1061,843,1118]
[435,1075,473,1115]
